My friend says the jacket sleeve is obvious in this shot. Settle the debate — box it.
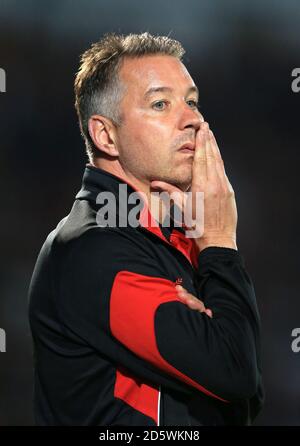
[57,228,262,403]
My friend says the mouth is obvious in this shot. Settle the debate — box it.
[178,142,195,154]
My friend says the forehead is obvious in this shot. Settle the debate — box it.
[118,55,196,96]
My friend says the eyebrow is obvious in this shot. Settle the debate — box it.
[143,85,199,100]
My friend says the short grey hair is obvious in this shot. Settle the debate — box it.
[74,32,185,160]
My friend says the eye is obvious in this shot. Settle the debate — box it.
[186,99,199,109]
[152,100,168,110]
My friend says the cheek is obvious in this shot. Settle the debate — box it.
[119,112,174,160]
[137,120,173,154]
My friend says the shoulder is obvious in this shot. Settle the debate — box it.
[56,226,165,279]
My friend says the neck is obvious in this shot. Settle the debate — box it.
[91,159,168,224]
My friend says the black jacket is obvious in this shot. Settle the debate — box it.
[28,165,264,426]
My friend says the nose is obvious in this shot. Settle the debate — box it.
[177,102,204,132]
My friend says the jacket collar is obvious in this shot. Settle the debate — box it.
[76,165,198,268]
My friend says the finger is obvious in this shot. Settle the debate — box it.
[205,309,213,318]
[182,297,213,316]
[192,127,207,185]
[175,284,190,294]
[208,130,232,193]
[180,296,206,312]
[175,286,213,316]
[225,174,235,195]
[178,293,212,316]
[205,129,218,182]
[186,299,206,311]
[176,287,206,311]
[175,285,200,300]
[209,130,223,165]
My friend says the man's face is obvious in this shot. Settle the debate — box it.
[115,55,204,191]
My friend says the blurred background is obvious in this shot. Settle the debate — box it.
[0,0,299,426]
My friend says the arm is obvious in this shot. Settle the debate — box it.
[109,244,260,402]
[146,122,263,401]
[57,228,261,402]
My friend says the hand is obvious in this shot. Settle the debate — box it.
[175,284,213,318]
[151,122,238,252]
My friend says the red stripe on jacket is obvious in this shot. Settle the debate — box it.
[110,270,227,403]
[114,365,159,424]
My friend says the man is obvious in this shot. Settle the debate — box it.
[28,32,264,426]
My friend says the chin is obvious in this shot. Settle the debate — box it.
[173,176,192,192]
[176,170,192,191]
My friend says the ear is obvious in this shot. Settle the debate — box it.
[88,115,119,157]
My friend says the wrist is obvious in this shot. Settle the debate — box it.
[195,236,237,253]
